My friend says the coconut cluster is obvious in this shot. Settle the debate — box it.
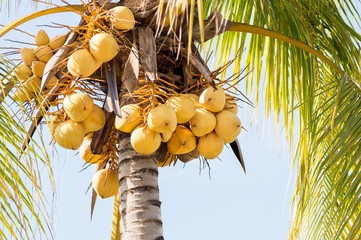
[51,93,107,164]
[67,6,135,78]
[12,29,63,103]
[92,168,119,199]
[115,85,241,166]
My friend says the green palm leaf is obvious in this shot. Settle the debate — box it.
[0,55,53,239]
[198,0,361,239]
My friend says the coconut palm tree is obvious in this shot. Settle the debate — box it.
[0,0,361,240]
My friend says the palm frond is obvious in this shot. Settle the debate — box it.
[291,74,361,239]
[0,55,54,240]
[197,0,361,239]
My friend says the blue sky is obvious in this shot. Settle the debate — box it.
[0,1,296,239]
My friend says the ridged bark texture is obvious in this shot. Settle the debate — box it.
[118,134,164,240]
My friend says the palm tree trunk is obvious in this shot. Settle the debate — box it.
[117,133,164,240]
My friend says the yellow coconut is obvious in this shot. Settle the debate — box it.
[224,95,238,114]
[81,105,106,133]
[31,61,46,77]
[167,125,196,154]
[79,138,104,164]
[49,34,67,50]
[189,108,217,137]
[166,95,196,123]
[89,33,119,63]
[109,6,136,30]
[183,93,200,107]
[215,110,241,143]
[131,125,161,155]
[92,169,119,199]
[160,132,173,142]
[197,132,224,159]
[13,87,33,102]
[35,29,49,46]
[147,104,177,133]
[20,47,35,66]
[23,75,41,92]
[67,49,99,77]
[63,92,94,122]
[13,76,40,102]
[115,104,143,133]
[34,45,53,62]
[12,63,32,81]
[54,120,85,150]
[199,85,226,112]
[178,148,200,163]
[45,75,59,90]
[48,115,62,136]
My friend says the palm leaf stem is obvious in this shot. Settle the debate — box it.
[0,5,85,39]
[227,22,361,94]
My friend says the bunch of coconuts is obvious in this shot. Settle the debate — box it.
[45,6,136,200]
[49,92,117,199]
[66,6,135,78]
[12,29,65,103]
[115,85,241,165]
[49,92,106,161]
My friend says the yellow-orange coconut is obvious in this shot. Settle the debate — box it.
[167,125,196,154]
[215,110,241,143]
[34,45,53,62]
[63,92,94,122]
[199,85,225,112]
[81,104,106,133]
[131,125,161,155]
[49,34,67,50]
[13,76,41,102]
[20,47,35,66]
[79,138,104,164]
[45,75,58,90]
[92,169,119,199]
[54,120,85,150]
[12,63,32,81]
[147,104,177,133]
[67,49,99,77]
[89,33,119,63]
[166,95,196,123]
[189,107,216,137]
[31,61,46,77]
[35,29,49,46]
[13,87,33,102]
[23,76,41,92]
[183,93,200,107]
[160,132,173,142]
[48,115,62,136]
[115,104,143,133]
[197,132,224,159]
[109,6,135,30]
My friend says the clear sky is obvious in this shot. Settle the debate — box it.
[0,1,295,239]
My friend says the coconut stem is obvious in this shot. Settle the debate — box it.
[117,134,164,240]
